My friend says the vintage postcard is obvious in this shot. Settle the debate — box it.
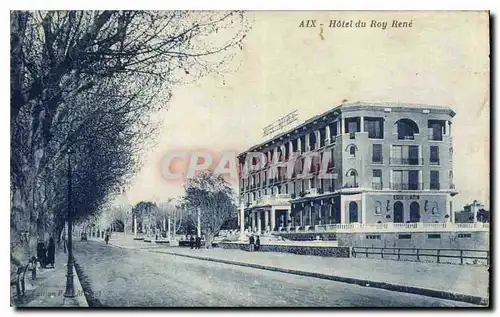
[10,10,490,308]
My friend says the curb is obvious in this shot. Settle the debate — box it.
[151,250,489,306]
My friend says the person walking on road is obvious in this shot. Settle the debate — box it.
[255,236,261,252]
[105,232,110,244]
[249,235,255,252]
[190,235,195,249]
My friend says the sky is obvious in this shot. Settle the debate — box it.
[119,11,490,210]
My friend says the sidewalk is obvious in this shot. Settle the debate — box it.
[107,234,489,306]
[11,251,89,308]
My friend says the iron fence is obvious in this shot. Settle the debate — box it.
[352,246,489,265]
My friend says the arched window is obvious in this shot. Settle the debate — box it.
[375,201,382,215]
[393,201,404,223]
[410,202,421,222]
[345,143,358,156]
[345,169,358,187]
[395,119,420,140]
[349,201,358,223]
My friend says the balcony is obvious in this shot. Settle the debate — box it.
[430,158,440,165]
[429,134,443,141]
[254,194,291,207]
[389,157,424,165]
[372,182,383,190]
[430,183,441,190]
[309,188,318,196]
[343,182,359,189]
[303,222,490,233]
[372,157,383,164]
[390,183,423,190]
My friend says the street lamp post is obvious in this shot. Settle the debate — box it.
[64,148,75,298]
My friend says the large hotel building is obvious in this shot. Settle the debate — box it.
[237,103,459,234]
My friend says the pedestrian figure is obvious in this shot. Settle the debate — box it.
[61,231,67,254]
[249,235,255,252]
[195,236,201,249]
[46,237,55,268]
[190,235,195,249]
[29,256,37,280]
[105,232,110,244]
[37,240,47,268]
[255,236,261,252]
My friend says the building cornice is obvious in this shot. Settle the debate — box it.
[238,102,456,158]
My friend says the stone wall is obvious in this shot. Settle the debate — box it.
[276,232,338,241]
[337,231,490,250]
[219,242,350,258]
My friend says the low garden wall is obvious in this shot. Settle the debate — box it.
[275,232,338,241]
[219,242,350,258]
[178,240,219,248]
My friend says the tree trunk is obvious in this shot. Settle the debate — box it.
[205,233,214,249]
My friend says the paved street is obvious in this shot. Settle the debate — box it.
[73,241,476,307]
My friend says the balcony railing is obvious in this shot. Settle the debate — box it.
[390,183,423,190]
[429,134,443,141]
[389,157,424,165]
[372,157,383,164]
[343,182,359,189]
[254,194,292,206]
[308,188,318,196]
[398,135,415,140]
[312,222,489,233]
[430,183,441,190]
[430,159,440,165]
[372,182,383,190]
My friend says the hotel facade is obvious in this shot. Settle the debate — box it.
[237,103,461,234]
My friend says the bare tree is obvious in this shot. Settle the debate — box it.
[10,10,250,250]
[113,204,133,235]
[183,171,236,248]
[158,198,184,239]
[132,201,159,236]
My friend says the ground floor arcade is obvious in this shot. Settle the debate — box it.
[242,192,454,233]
